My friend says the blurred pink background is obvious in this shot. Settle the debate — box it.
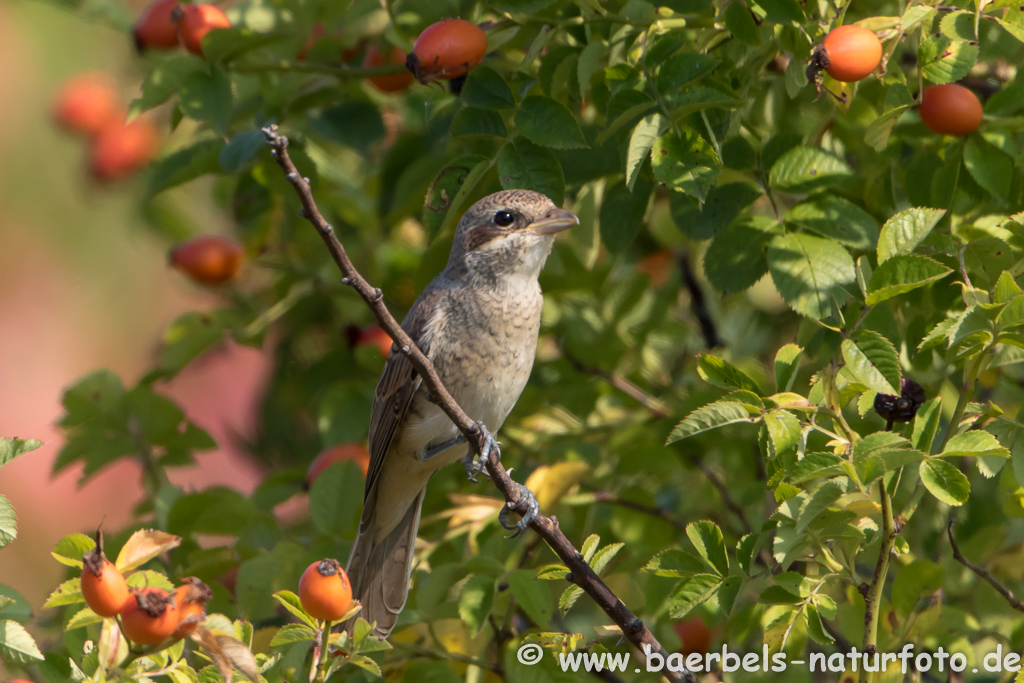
[0,0,270,653]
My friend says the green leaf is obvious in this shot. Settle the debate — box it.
[178,67,232,135]
[51,534,96,569]
[271,590,317,630]
[651,129,719,202]
[806,604,834,646]
[667,402,754,443]
[422,155,491,240]
[514,96,588,149]
[919,458,970,505]
[642,549,705,578]
[703,216,778,294]
[65,607,102,631]
[670,182,762,241]
[577,40,606,99]
[308,461,363,538]
[497,138,565,206]
[841,331,901,395]
[942,431,1011,458]
[0,496,14,549]
[599,177,651,252]
[665,574,722,618]
[788,452,847,483]
[939,10,976,41]
[866,255,953,304]
[665,86,745,119]
[725,0,761,45]
[128,55,205,116]
[625,113,666,191]
[0,438,41,468]
[656,53,719,92]
[774,344,803,393]
[312,101,386,151]
[450,107,508,138]
[964,137,1014,202]
[784,194,879,250]
[218,129,265,173]
[201,28,287,64]
[459,575,495,635]
[461,65,516,109]
[42,578,82,608]
[148,138,223,195]
[876,207,946,263]
[753,0,805,25]
[0,620,44,665]
[686,521,729,575]
[590,543,624,574]
[696,354,762,394]
[891,560,945,617]
[158,309,233,377]
[506,569,552,627]
[763,409,801,457]
[768,146,853,194]
[918,36,978,84]
[269,623,317,646]
[865,105,912,151]
[767,233,856,320]
[994,272,1022,304]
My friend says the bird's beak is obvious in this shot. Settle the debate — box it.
[527,207,578,235]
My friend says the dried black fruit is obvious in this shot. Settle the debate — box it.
[874,378,926,423]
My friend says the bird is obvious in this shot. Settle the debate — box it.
[345,189,577,637]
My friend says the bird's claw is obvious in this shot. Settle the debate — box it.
[464,421,499,483]
[499,482,539,538]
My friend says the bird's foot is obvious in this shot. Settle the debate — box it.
[463,421,499,483]
[499,482,539,538]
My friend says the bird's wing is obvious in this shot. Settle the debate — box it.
[364,285,447,501]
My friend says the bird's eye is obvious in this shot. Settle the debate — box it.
[494,210,515,227]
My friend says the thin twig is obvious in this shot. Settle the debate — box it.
[590,491,687,531]
[676,250,723,349]
[261,125,691,683]
[947,520,1024,613]
[560,346,671,418]
[686,455,754,536]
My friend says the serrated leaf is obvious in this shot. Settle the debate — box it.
[696,354,762,394]
[51,533,94,569]
[670,183,763,241]
[497,138,565,205]
[0,619,44,664]
[965,137,1014,202]
[651,129,719,202]
[667,402,754,443]
[665,574,722,618]
[0,438,41,468]
[785,194,879,250]
[128,55,205,116]
[877,207,946,263]
[450,107,507,138]
[942,431,1011,458]
[768,146,853,194]
[939,10,976,40]
[514,96,588,149]
[763,409,801,457]
[599,177,651,252]
[625,113,666,191]
[148,139,223,195]
[656,53,719,92]
[774,344,804,393]
[788,452,847,483]
[506,570,552,626]
[0,496,15,549]
[271,591,317,629]
[726,0,761,45]
[865,105,912,150]
[460,66,516,110]
[268,623,317,646]
[767,233,856,320]
[179,67,232,135]
[686,521,729,575]
[201,28,287,64]
[918,36,978,84]
[841,331,901,395]
[919,458,970,505]
[703,217,778,294]
[459,575,494,635]
[218,129,265,173]
[642,550,705,578]
[43,578,82,608]
[866,255,953,304]
[65,606,103,630]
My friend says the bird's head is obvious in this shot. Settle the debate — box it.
[447,190,578,282]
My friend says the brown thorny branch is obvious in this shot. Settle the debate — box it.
[261,125,693,683]
[947,519,1024,613]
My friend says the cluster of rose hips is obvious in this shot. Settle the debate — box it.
[132,0,230,57]
[810,24,983,136]
[79,540,212,647]
[52,74,160,182]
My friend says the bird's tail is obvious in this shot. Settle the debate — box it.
[344,490,425,637]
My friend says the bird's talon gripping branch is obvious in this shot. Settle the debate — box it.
[499,482,539,538]
[464,421,499,483]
